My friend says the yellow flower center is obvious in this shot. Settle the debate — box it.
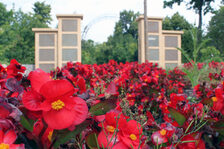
[130,134,137,141]
[106,125,115,133]
[48,130,53,142]
[212,97,217,102]
[51,100,65,110]
[160,129,167,136]
[0,143,9,149]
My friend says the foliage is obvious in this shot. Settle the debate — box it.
[81,39,98,64]
[33,1,52,25]
[208,6,224,55]
[200,46,222,62]
[0,2,52,64]
[163,0,216,30]
[163,0,219,41]
[0,3,13,26]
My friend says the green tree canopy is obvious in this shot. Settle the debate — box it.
[163,0,217,38]
[207,6,224,54]
[101,10,139,63]
[0,2,52,64]
[0,3,13,27]
[81,39,97,64]
[33,1,52,25]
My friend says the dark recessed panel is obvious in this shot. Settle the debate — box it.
[165,50,178,61]
[165,36,178,47]
[146,49,159,61]
[39,49,55,61]
[39,64,55,72]
[148,35,159,47]
[148,21,159,33]
[62,34,77,46]
[39,34,55,47]
[62,48,78,61]
[62,20,77,32]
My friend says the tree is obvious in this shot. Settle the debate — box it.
[81,39,97,64]
[0,2,52,64]
[163,12,194,63]
[200,46,222,62]
[96,10,139,64]
[0,3,13,27]
[33,1,52,25]
[163,0,216,40]
[207,6,224,54]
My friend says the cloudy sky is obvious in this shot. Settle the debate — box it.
[1,0,223,43]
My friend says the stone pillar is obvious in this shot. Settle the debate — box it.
[32,28,58,72]
[137,15,183,69]
[56,14,83,67]
[33,14,83,71]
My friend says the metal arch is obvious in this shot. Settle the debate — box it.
[82,14,118,40]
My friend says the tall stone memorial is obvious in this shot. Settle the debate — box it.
[137,16,183,69]
[32,14,83,72]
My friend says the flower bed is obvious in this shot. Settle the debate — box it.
[0,59,224,149]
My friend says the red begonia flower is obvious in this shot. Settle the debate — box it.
[151,129,168,145]
[0,130,25,149]
[112,142,129,149]
[97,131,118,148]
[6,59,26,79]
[0,104,10,119]
[118,119,143,149]
[39,80,86,129]
[32,119,53,147]
[97,111,126,148]
[177,134,205,149]
[22,89,44,111]
[212,88,224,113]
[74,75,86,94]
[23,69,88,130]
[28,68,51,92]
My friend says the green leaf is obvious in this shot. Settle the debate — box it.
[53,120,90,148]
[168,107,186,127]
[20,115,33,131]
[90,99,116,116]
[86,133,99,149]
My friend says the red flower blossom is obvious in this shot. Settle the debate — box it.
[146,111,155,126]
[212,88,224,114]
[6,59,26,80]
[32,119,53,147]
[118,119,143,149]
[0,130,24,149]
[23,69,88,130]
[151,129,168,145]
[177,134,205,149]
[97,111,125,148]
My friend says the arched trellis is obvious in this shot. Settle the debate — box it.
[82,14,118,40]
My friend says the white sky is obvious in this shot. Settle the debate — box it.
[1,0,223,43]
